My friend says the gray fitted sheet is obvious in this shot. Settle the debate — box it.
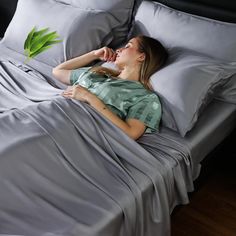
[183,99,236,176]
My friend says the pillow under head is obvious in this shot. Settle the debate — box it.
[151,48,236,136]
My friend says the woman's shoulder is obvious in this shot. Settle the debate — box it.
[140,89,161,104]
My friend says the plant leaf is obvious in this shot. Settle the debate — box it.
[33,27,49,38]
[44,39,63,46]
[30,27,49,43]
[30,31,59,54]
[24,26,36,50]
[23,26,62,63]
[29,45,53,58]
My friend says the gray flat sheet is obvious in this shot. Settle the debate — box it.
[0,45,192,235]
[140,100,236,180]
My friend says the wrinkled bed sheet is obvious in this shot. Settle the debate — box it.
[0,46,193,236]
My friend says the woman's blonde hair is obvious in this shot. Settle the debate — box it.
[90,66,120,77]
[91,35,168,90]
[136,35,168,89]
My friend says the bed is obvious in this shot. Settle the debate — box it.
[0,0,235,235]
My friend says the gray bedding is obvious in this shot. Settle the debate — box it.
[146,100,236,180]
[0,46,193,235]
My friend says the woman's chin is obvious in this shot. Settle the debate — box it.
[114,61,123,70]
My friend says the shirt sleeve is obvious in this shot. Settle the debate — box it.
[70,67,92,85]
[126,93,162,132]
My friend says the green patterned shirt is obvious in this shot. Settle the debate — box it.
[70,67,162,133]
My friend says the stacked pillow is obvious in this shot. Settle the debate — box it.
[130,1,236,136]
[1,0,141,67]
[56,0,141,48]
[132,1,236,61]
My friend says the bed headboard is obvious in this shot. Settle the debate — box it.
[150,0,236,22]
[0,0,236,38]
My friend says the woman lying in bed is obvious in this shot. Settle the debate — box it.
[53,36,168,140]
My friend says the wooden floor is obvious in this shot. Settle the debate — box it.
[171,129,236,236]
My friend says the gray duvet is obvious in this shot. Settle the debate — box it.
[0,54,193,236]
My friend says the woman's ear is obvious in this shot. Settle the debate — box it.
[137,53,145,62]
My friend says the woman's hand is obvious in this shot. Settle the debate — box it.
[94,47,117,62]
[62,85,96,103]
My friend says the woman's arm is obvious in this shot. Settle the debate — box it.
[62,86,146,140]
[52,47,117,85]
[52,51,97,85]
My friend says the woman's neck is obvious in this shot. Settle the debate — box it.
[118,65,140,82]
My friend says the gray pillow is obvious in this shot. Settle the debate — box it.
[150,49,236,137]
[2,0,122,67]
[132,1,236,62]
[56,0,142,47]
[215,75,236,104]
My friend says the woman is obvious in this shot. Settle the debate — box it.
[52,35,168,140]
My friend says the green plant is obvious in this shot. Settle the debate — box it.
[24,26,62,63]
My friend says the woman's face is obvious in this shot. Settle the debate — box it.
[114,37,145,68]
